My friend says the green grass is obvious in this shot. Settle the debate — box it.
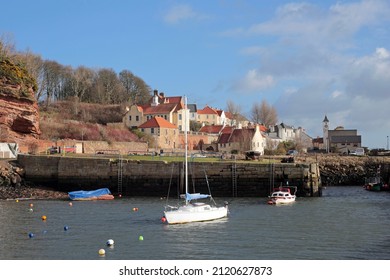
[37,153,282,164]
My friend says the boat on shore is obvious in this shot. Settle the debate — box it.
[68,188,114,201]
[363,177,389,191]
[267,186,297,205]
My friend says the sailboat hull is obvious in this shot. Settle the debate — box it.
[164,204,228,224]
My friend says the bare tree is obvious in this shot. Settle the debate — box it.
[68,66,94,102]
[226,100,243,126]
[250,100,278,127]
[119,70,151,104]
[40,60,68,106]
[0,33,15,60]
[14,52,45,101]
[91,68,123,104]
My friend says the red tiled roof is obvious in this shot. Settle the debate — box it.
[138,117,177,129]
[221,126,234,134]
[218,128,256,144]
[197,106,218,115]
[148,95,183,107]
[259,125,268,132]
[225,112,234,119]
[216,109,224,117]
[141,103,178,114]
[199,125,224,134]
[230,128,255,141]
[218,133,231,144]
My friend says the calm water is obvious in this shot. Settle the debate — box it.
[0,186,389,260]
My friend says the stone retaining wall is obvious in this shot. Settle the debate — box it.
[17,154,321,197]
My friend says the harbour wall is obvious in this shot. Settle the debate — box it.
[16,154,321,197]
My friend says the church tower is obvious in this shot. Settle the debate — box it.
[323,115,329,152]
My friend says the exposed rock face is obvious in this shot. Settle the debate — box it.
[0,59,40,145]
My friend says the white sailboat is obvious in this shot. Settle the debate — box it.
[163,96,228,224]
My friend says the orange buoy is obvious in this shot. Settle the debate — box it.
[41,215,47,221]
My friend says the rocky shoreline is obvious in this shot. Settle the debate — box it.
[1,155,390,200]
[0,160,68,200]
[298,154,390,186]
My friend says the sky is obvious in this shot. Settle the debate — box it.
[1,0,390,149]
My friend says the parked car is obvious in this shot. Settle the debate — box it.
[286,150,298,156]
[48,147,59,154]
[351,148,365,156]
[245,150,261,160]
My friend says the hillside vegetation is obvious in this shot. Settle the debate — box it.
[39,100,141,142]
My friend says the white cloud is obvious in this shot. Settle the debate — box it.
[235,0,390,49]
[376,47,390,59]
[224,1,390,147]
[163,4,209,24]
[331,90,343,99]
[233,69,275,92]
[345,47,390,99]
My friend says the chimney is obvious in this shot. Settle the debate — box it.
[151,89,159,107]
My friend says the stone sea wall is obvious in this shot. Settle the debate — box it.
[16,154,321,197]
[3,154,389,200]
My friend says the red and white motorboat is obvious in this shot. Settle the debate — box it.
[267,186,297,205]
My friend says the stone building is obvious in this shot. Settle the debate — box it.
[322,115,362,153]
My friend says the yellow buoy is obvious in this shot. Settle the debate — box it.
[139,235,144,241]
[98,249,105,256]
[41,215,47,221]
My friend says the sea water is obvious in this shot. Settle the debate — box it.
[0,186,389,260]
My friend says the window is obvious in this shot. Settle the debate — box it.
[136,116,139,122]
[179,114,182,120]
[151,128,154,134]
[129,116,132,121]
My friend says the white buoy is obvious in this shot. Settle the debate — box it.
[106,239,114,246]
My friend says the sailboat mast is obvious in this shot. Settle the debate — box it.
[184,96,188,204]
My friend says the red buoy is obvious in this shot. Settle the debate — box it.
[161,217,167,223]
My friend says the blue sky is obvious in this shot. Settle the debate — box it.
[1,0,390,149]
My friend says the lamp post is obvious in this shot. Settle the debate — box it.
[387,136,389,151]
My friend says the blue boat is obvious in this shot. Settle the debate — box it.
[68,188,114,201]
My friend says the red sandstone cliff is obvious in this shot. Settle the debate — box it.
[0,59,41,147]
